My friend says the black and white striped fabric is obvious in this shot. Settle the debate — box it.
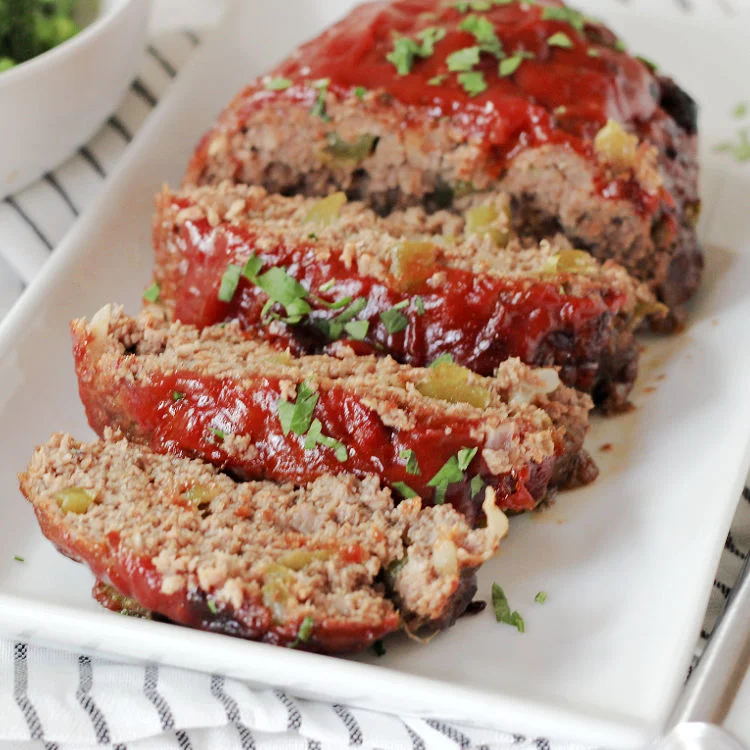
[0,4,748,748]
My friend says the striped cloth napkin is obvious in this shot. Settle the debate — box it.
[0,13,749,750]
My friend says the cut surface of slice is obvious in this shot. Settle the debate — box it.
[20,433,507,653]
[72,306,597,522]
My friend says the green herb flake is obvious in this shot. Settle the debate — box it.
[636,55,658,72]
[243,253,263,280]
[304,418,348,462]
[252,266,312,324]
[427,455,464,503]
[172,391,185,402]
[535,591,548,604]
[290,615,315,648]
[418,26,447,56]
[733,102,748,119]
[399,449,422,476]
[218,264,243,303]
[499,54,523,77]
[387,27,446,75]
[459,14,503,57]
[614,39,627,52]
[414,296,425,315]
[458,70,487,96]
[470,475,486,498]
[207,599,218,614]
[344,319,370,340]
[372,640,387,657]
[715,130,750,163]
[393,481,419,499]
[143,282,160,303]
[491,583,525,632]
[211,428,227,442]
[457,447,478,472]
[380,305,409,334]
[587,48,601,57]
[13,555,24,563]
[278,381,319,437]
[354,85,368,100]
[447,45,481,72]
[264,77,293,91]
[547,31,573,48]
[310,78,331,121]
[428,74,448,86]
[429,353,455,368]
[319,279,336,293]
[541,6,585,31]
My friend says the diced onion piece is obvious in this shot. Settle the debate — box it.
[432,539,459,577]
[417,361,491,409]
[321,133,378,163]
[632,300,669,328]
[390,240,438,291]
[304,192,347,227]
[88,304,112,343]
[262,564,294,623]
[509,367,560,405]
[277,549,331,570]
[482,487,509,541]
[465,203,510,247]
[541,249,598,276]
[183,484,217,507]
[56,487,95,515]
[594,120,638,170]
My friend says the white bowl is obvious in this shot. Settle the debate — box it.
[0,0,153,200]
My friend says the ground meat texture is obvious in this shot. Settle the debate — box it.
[184,0,701,331]
[71,306,596,523]
[153,183,657,412]
[19,433,507,653]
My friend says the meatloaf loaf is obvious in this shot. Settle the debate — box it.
[20,433,507,652]
[185,0,701,331]
[154,183,658,412]
[72,305,597,523]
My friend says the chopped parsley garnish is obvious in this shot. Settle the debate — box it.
[535,591,548,604]
[290,616,315,648]
[454,0,492,11]
[428,74,448,86]
[587,48,601,57]
[614,39,627,52]
[492,583,525,632]
[305,419,348,462]
[636,55,658,72]
[344,319,370,340]
[547,31,573,48]
[457,447,478,472]
[264,77,292,91]
[499,54,523,77]
[414,296,425,315]
[715,130,750,163]
[733,102,748,119]
[319,279,336,293]
[470,475,486,498]
[172,391,185,401]
[393,481,419,499]
[386,27,447,75]
[277,381,319,437]
[429,353,455,368]
[372,640,387,657]
[379,300,410,334]
[243,253,264,280]
[13,555,24,563]
[541,6,585,31]
[459,14,504,58]
[354,85,368,100]
[459,71,487,96]
[253,267,312,324]
[310,78,331,121]
[211,428,226,441]
[399,449,422,476]
[143,282,160,303]
[218,264,242,303]
[207,599,218,614]
[447,45,480,72]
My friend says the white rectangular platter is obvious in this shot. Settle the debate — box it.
[0,1,749,745]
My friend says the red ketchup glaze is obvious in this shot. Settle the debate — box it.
[165,215,628,394]
[264,0,662,208]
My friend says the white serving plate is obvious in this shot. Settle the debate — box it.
[0,2,749,746]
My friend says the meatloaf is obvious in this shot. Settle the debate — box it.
[72,305,597,523]
[185,0,701,331]
[154,183,658,412]
[20,433,507,653]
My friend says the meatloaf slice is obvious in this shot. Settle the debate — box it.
[154,183,657,412]
[20,433,507,653]
[184,0,701,331]
[72,305,596,523]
